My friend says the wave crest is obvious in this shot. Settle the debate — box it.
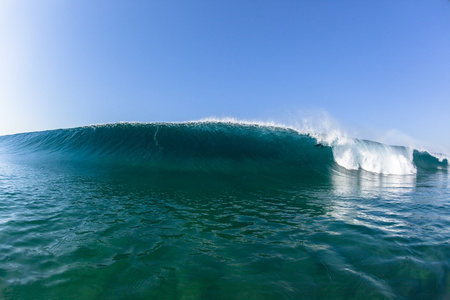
[0,121,447,176]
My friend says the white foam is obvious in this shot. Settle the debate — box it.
[332,140,417,175]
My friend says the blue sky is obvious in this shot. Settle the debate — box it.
[1,0,450,152]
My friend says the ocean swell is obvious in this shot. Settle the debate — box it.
[0,121,447,176]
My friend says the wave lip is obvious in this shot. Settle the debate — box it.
[0,121,447,176]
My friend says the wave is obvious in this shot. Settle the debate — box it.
[0,121,447,176]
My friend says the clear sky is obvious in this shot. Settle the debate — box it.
[1,0,450,152]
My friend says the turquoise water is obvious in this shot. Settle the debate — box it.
[0,122,449,299]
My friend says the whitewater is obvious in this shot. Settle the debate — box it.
[0,121,449,299]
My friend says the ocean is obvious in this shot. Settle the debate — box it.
[0,121,448,299]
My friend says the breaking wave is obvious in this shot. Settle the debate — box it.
[0,121,447,176]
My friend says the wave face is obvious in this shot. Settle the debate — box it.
[0,121,447,176]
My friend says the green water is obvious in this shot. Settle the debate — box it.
[0,158,449,299]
